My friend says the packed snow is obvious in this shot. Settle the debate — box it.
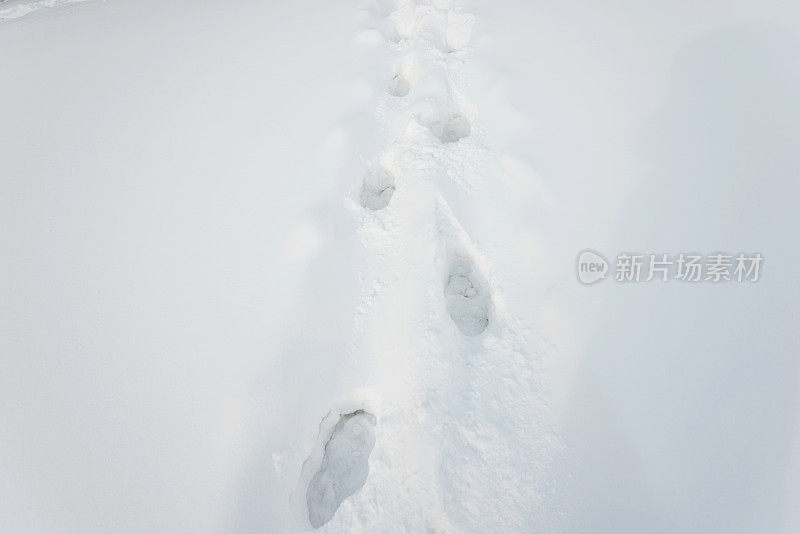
[304,410,376,529]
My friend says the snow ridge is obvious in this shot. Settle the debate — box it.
[0,0,89,21]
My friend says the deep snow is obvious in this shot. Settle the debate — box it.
[2,0,800,533]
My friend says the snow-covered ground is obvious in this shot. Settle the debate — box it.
[1,0,799,532]
[0,0,87,21]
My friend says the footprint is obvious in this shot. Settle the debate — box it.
[387,72,411,97]
[428,112,471,144]
[360,166,396,210]
[444,12,476,52]
[445,253,491,336]
[387,2,420,42]
[387,52,426,97]
[306,410,377,529]
[374,0,398,17]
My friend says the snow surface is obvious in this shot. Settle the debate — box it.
[2,0,800,533]
[304,410,376,528]
[0,0,88,21]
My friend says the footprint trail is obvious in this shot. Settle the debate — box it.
[294,0,560,529]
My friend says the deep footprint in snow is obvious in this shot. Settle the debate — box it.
[387,72,410,97]
[428,113,471,144]
[360,166,396,210]
[445,256,491,336]
[307,410,377,529]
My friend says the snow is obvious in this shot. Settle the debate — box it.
[444,245,491,336]
[0,0,88,21]
[359,165,396,211]
[2,0,799,532]
[304,410,377,529]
